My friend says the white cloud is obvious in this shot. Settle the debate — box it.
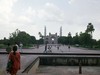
[0,0,17,24]
[0,0,16,38]
[68,0,75,4]
[0,0,100,40]
[0,1,65,30]
[0,0,17,13]
[37,3,65,23]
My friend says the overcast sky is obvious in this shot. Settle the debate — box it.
[0,0,100,40]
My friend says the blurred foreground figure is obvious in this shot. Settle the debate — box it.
[7,46,20,75]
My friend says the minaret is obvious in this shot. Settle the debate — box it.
[44,26,47,44]
[60,26,62,36]
[44,26,46,36]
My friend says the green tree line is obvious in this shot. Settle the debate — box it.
[58,23,100,49]
[0,23,100,49]
[0,29,40,48]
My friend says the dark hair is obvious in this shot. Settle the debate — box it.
[13,46,17,55]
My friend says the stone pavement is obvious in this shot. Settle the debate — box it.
[0,45,100,75]
[1,45,100,53]
[36,66,100,75]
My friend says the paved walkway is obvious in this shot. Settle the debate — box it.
[36,66,100,75]
[0,45,100,75]
[0,45,100,53]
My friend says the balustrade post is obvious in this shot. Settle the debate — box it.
[79,60,82,74]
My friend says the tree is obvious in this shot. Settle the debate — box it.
[97,40,100,48]
[67,32,72,45]
[9,29,36,46]
[30,36,37,44]
[73,33,79,44]
[9,29,20,39]
[16,31,31,45]
[79,33,92,47]
[58,36,68,45]
[85,23,95,37]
